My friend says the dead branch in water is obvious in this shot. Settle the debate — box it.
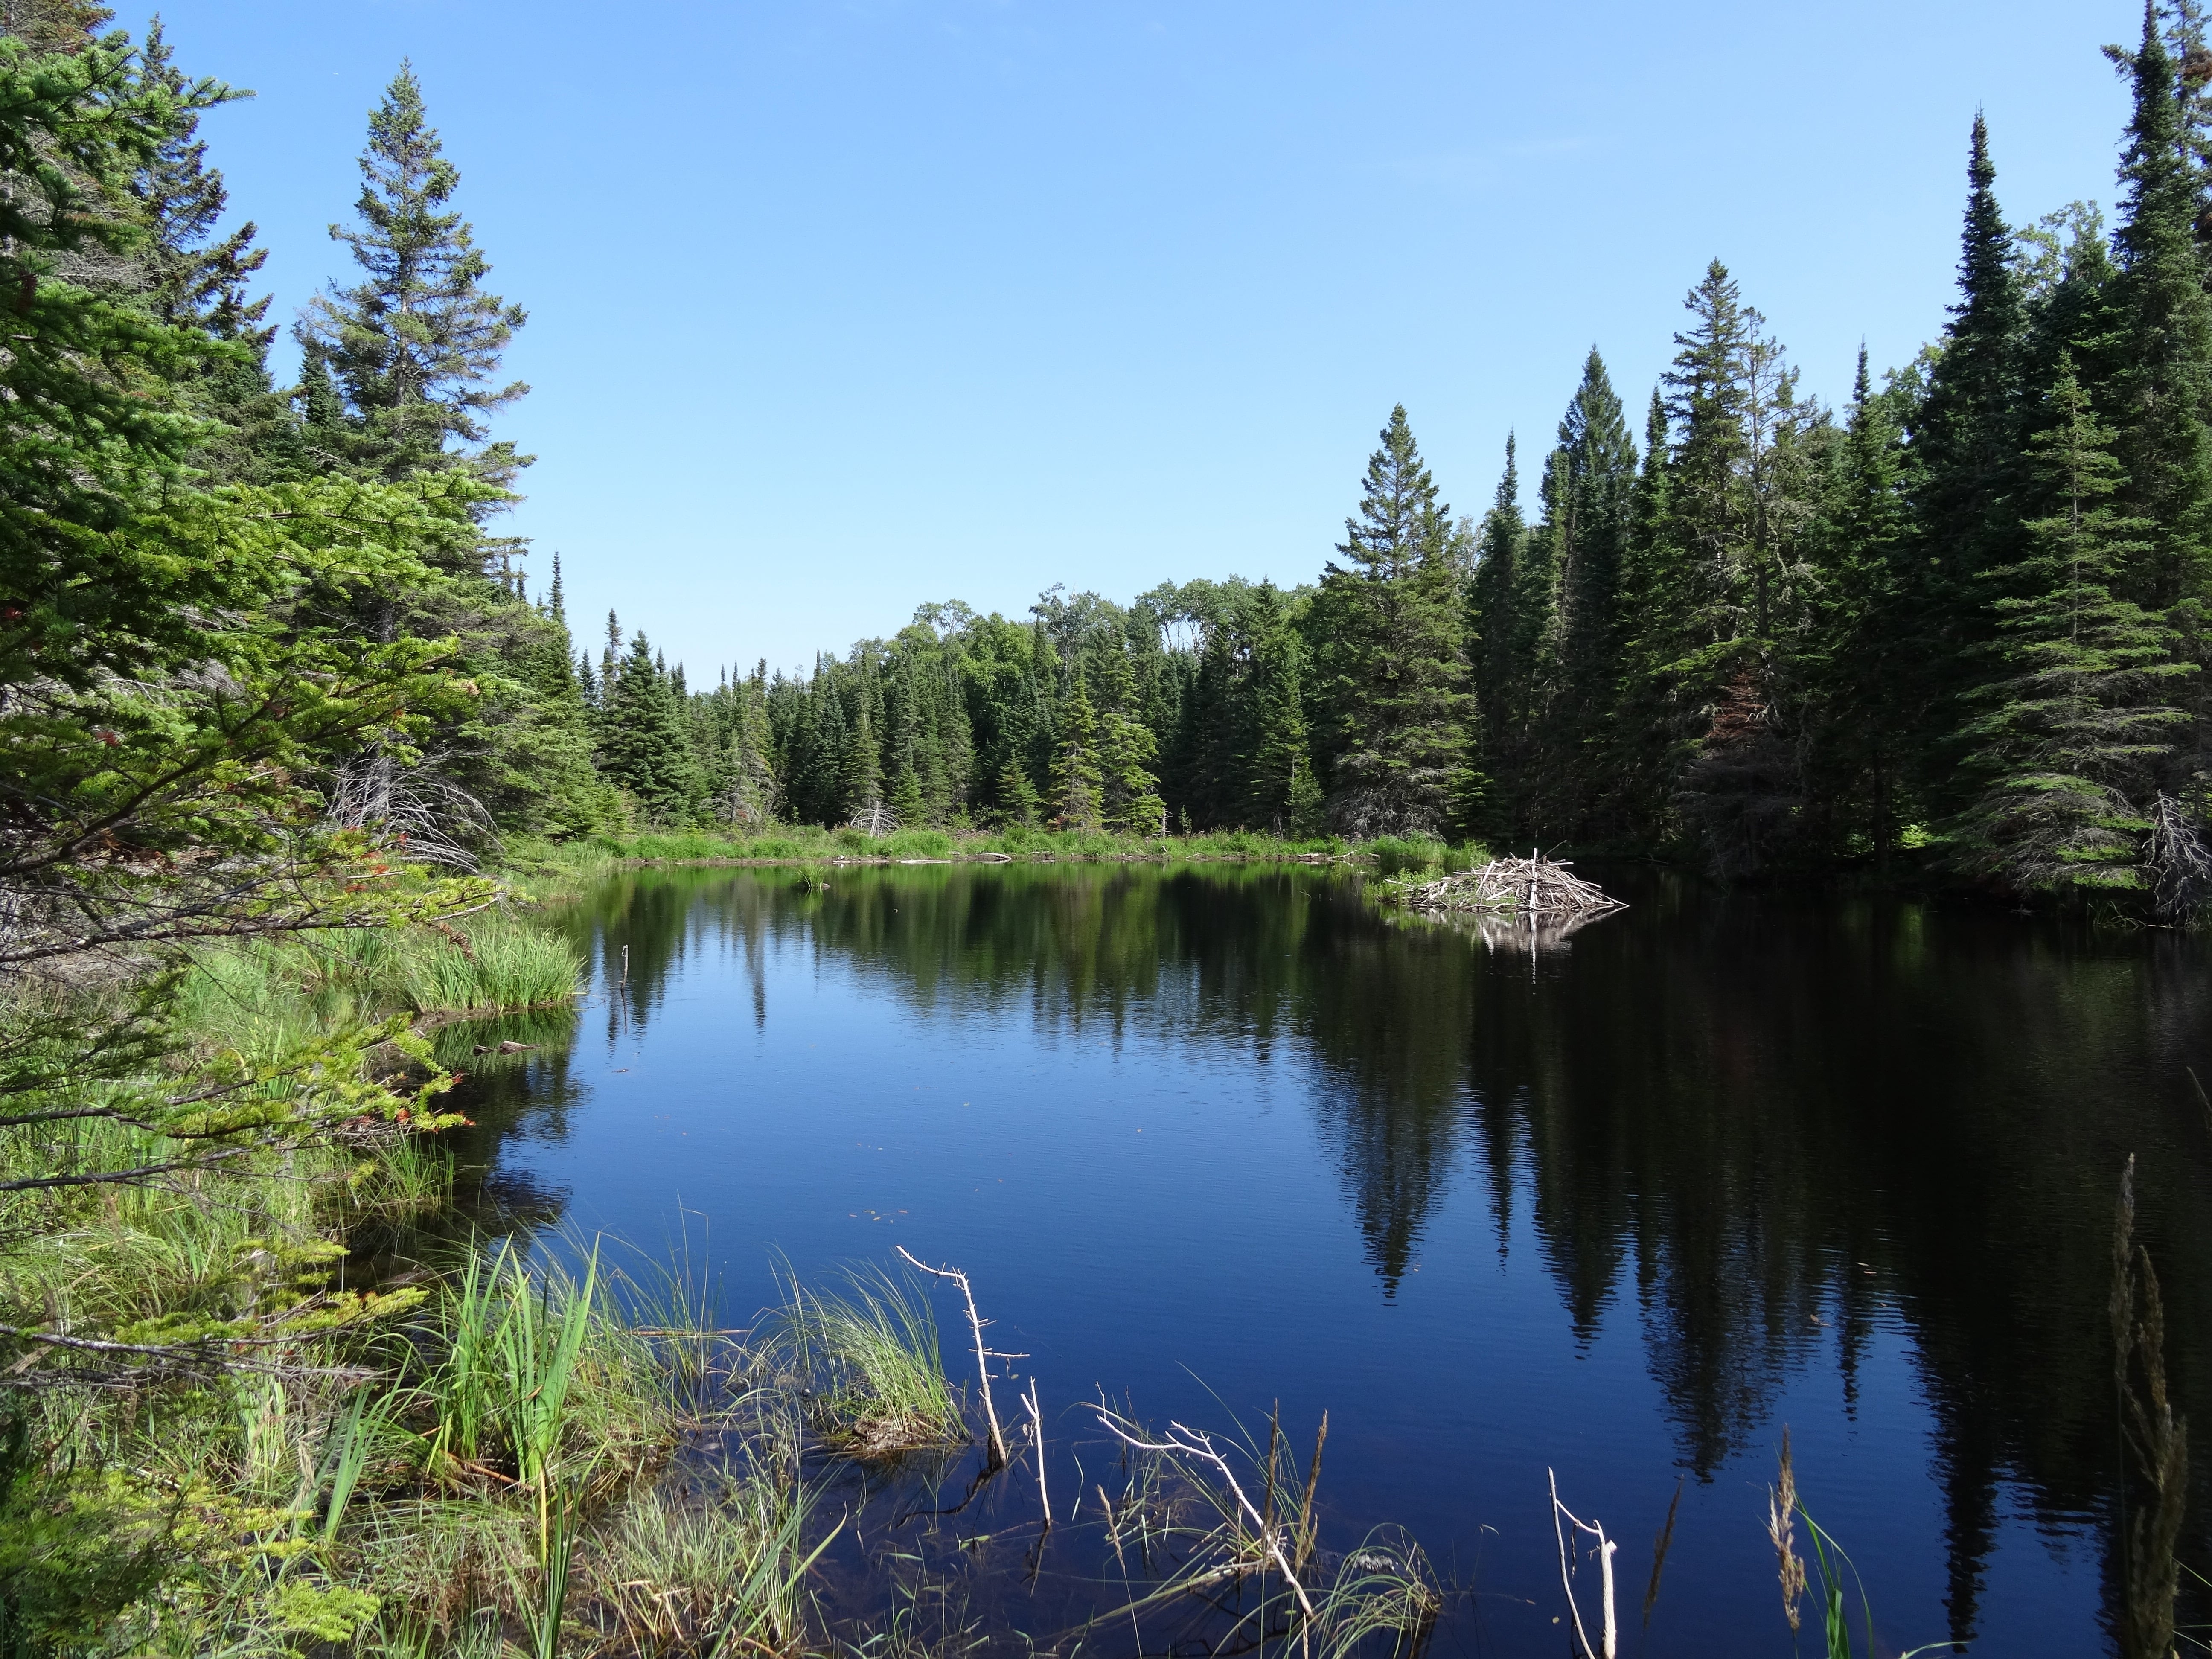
[1400,853,1624,922]
[895,1244,1010,1468]
[1094,1408,1318,1659]
[1549,1468,1619,1659]
[1024,1377,1051,1529]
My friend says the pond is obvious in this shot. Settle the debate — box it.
[436,862,2212,1657]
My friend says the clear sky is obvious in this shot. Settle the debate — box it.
[151,0,2139,681]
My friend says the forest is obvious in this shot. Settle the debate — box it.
[2,0,2203,912]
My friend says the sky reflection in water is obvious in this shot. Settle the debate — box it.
[444,864,2212,1657]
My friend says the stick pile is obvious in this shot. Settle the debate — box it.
[1399,853,1624,920]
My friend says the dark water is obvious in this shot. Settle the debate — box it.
[441,864,2212,1656]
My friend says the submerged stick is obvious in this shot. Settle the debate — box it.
[896,1245,1008,1468]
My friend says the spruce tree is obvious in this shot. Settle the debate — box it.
[1246,588,1314,832]
[1050,678,1105,830]
[1542,349,1640,836]
[1809,347,1918,862]
[995,756,1039,827]
[1091,649,1167,834]
[1470,436,1529,832]
[598,632,700,824]
[297,63,528,514]
[890,759,926,830]
[841,690,885,825]
[1912,116,2025,620]
[1954,357,2192,890]
[1315,406,1475,837]
[2111,4,2212,617]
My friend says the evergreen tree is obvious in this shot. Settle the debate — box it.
[1050,678,1105,830]
[1092,649,1166,835]
[598,632,700,823]
[134,23,268,339]
[1807,346,1918,862]
[1470,435,1527,830]
[1540,349,1639,835]
[994,756,1039,827]
[841,686,885,825]
[296,62,528,516]
[1314,406,1475,837]
[1245,587,1314,832]
[2112,4,2212,620]
[1953,358,2192,890]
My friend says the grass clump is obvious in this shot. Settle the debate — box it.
[765,1264,967,1458]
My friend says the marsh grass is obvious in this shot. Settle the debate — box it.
[765,1263,967,1458]
[588,1466,827,1655]
[560,825,1359,866]
[170,908,583,1050]
[1088,1405,1439,1659]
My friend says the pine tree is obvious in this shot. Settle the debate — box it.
[1954,357,2192,890]
[297,63,529,518]
[1315,406,1475,837]
[1470,435,1528,831]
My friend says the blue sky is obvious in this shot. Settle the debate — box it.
[153,0,2138,680]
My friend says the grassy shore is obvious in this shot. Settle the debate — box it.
[0,845,1504,1656]
[503,826,1489,892]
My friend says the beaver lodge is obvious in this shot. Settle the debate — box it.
[1396,853,1626,921]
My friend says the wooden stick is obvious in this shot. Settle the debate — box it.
[895,1245,1008,1468]
[1024,1378,1050,1529]
[1548,1467,1619,1659]
[1096,1410,1316,1659]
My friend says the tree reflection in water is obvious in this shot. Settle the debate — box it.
[457,863,2212,1653]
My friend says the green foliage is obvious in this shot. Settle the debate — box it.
[1952,358,2193,889]
[1312,406,1475,838]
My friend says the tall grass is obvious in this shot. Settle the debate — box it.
[764,1263,966,1457]
[545,824,1366,866]
[169,909,583,1047]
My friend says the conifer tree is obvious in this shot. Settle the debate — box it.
[1807,347,1918,861]
[1954,358,2192,890]
[841,690,885,826]
[2111,5,2212,616]
[1091,650,1167,835]
[297,63,528,515]
[1915,117,2026,596]
[890,759,926,830]
[1245,588,1314,832]
[994,756,1039,827]
[1470,435,1528,830]
[1540,349,1640,835]
[598,632,699,824]
[1050,678,1105,830]
[1315,406,1475,837]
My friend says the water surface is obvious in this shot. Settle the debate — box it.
[444,863,2212,1656]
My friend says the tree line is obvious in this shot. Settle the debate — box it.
[10,1,2212,915]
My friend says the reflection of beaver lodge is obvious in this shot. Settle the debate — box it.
[1400,854,1625,922]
